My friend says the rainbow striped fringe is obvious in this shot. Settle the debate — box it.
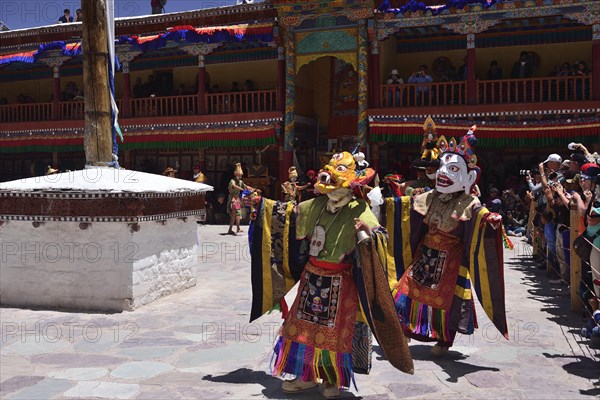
[395,293,453,342]
[272,336,355,389]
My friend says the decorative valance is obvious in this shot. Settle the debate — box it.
[369,117,600,147]
[0,23,273,66]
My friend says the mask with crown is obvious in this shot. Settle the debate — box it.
[435,125,480,195]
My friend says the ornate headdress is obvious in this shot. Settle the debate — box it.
[288,166,298,180]
[234,162,243,176]
[413,116,441,168]
[436,125,479,172]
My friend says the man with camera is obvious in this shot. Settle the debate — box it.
[407,65,433,105]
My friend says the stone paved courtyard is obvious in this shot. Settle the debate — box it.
[1,225,599,399]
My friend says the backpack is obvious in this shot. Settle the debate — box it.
[573,229,600,262]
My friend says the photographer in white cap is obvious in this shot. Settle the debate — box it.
[538,153,563,192]
[386,69,403,106]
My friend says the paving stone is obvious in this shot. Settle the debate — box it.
[389,382,440,398]
[63,381,139,399]
[9,378,73,400]
[3,339,70,356]
[117,347,177,361]
[0,376,44,397]
[48,367,109,381]
[110,361,174,380]
[31,353,127,367]
[0,227,597,400]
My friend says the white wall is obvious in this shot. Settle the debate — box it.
[0,218,198,312]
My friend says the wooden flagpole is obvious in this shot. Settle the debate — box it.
[82,0,113,165]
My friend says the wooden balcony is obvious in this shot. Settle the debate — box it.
[0,102,52,122]
[477,76,592,104]
[0,90,278,123]
[379,76,593,110]
[382,82,466,107]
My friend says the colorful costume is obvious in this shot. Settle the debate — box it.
[249,152,413,393]
[228,163,246,219]
[281,166,310,203]
[385,127,509,351]
[192,163,206,183]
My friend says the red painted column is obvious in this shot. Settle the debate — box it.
[370,142,380,174]
[53,66,61,120]
[277,46,285,112]
[277,125,292,199]
[466,33,477,105]
[198,148,206,172]
[592,24,600,102]
[198,55,207,114]
[122,61,131,118]
[371,41,381,108]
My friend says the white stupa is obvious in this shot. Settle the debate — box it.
[0,168,212,312]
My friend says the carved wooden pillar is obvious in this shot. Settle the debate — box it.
[358,20,369,147]
[181,43,222,115]
[371,41,381,108]
[43,57,69,120]
[466,33,477,105]
[198,148,206,173]
[282,28,295,175]
[122,61,132,117]
[198,55,207,114]
[116,50,141,118]
[277,46,285,113]
[593,24,600,101]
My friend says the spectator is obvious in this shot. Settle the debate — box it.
[541,210,557,271]
[510,51,533,79]
[133,78,145,98]
[58,9,74,23]
[557,62,571,77]
[151,0,166,14]
[487,60,503,80]
[574,61,589,100]
[17,93,35,103]
[456,56,468,81]
[407,65,433,105]
[163,167,177,178]
[386,69,403,106]
[505,205,527,237]
[75,9,83,22]
[243,79,255,91]
[177,84,187,95]
[144,75,157,97]
[486,187,501,209]
[157,76,172,97]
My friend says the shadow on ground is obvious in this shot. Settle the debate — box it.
[203,368,361,399]
[506,250,600,395]
[375,344,499,383]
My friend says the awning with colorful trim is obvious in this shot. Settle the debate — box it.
[0,124,276,153]
[0,23,273,66]
[0,42,82,65]
[369,118,600,147]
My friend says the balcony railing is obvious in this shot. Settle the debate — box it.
[206,90,277,114]
[0,102,52,122]
[0,90,279,123]
[477,75,592,104]
[382,82,467,107]
[380,76,593,108]
[60,100,85,120]
[131,95,198,118]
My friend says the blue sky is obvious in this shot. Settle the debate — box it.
[1,0,241,30]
